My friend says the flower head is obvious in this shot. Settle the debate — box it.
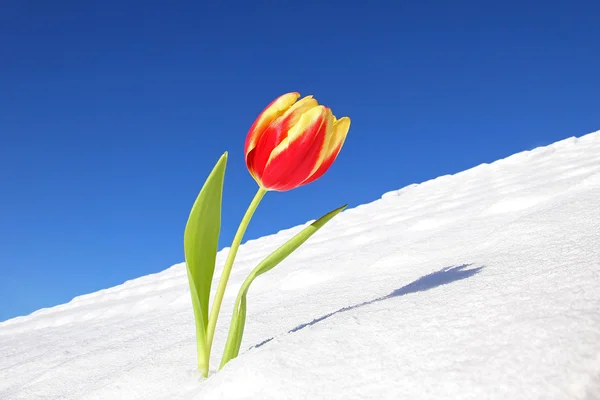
[244,92,351,191]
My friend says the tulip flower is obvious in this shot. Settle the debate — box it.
[185,92,350,377]
[244,92,351,191]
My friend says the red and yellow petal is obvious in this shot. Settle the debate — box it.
[260,106,332,191]
[300,115,351,186]
[280,95,319,125]
[244,92,300,169]
[250,120,289,179]
[250,96,320,179]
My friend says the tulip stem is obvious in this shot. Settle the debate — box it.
[205,186,267,365]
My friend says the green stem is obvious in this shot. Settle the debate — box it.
[205,186,267,361]
[219,271,254,370]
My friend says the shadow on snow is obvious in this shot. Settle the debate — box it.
[252,263,483,349]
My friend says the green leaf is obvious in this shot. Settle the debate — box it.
[219,204,347,370]
[184,151,227,376]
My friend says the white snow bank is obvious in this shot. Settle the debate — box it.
[1,130,599,400]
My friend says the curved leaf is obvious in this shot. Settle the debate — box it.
[220,204,347,369]
[184,152,227,376]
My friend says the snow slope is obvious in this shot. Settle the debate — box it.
[1,131,599,400]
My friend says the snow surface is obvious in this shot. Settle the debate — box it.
[1,131,600,400]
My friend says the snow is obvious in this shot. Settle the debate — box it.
[1,130,600,400]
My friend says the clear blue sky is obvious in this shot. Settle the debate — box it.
[1,1,598,322]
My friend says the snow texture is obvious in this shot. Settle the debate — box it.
[1,131,600,400]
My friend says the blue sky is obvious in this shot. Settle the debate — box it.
[1,1,598,322]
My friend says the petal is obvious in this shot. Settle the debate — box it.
[251,120,289,178]
[328,116,351,159]
[244,92,300,173]
[280,95,319,125]
[261,106,333,191]
[301,116,350,186]
[251,96,320,178]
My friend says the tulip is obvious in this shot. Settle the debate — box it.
[204,92,350,367]
[244,92,351,191]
